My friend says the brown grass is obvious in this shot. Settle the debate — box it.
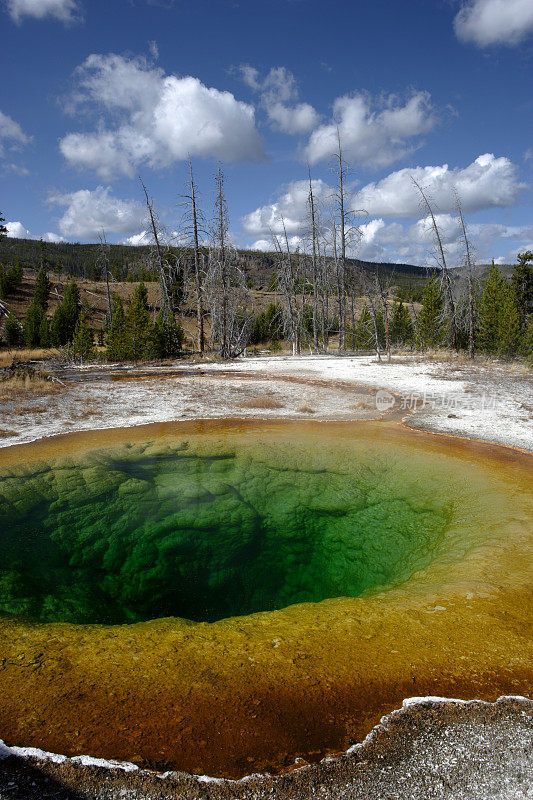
[297,405,315,414]
[0,428,17,437]
[238,396,285,410]
[0,349,59,367]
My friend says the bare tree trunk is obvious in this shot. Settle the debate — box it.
[412,178,458,351]
[139,176,172,321]
[189,157,205,354]
[375,266,391,361]
[215,164,229,358]
[410,300,423,350]
[456,193,475,360]
[98,230,113,327]
[308,165,319,351]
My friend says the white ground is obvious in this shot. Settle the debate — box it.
[0,354,531,452]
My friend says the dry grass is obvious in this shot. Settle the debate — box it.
[297,405,315,414]
[238,396,285,410]
[0,349,59,367]
[0,428,18,437]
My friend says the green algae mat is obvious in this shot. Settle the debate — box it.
[0,420,531,777]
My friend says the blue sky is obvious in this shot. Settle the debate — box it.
[1,0,532,266]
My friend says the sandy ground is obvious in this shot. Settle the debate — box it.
[0,353,531,452]
[0,696,531,799]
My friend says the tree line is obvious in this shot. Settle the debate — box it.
[1,155,532,367]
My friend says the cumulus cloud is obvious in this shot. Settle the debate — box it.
[5,221,31,238]
[241,173,531,265]
[305,91,436,167]
[454,0,533,46]
[60,53,264,179]
[0,110,30,157]
[239,65,320,135]
[5,221,65,242]
[6,0,81,24]
[242,178,333,238]
[353,213,531,266]
[48,186,146,239]
[353,154,527,217]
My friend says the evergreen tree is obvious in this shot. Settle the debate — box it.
[0,266,6,299]
[62,280,81,339]
[50,304,66,346]
[106,298,129,361]
[418,276,444,348]
[51,280,81,345]
[153,311,184,358]
[512,250,533,322]
[23,300,44,348]
[38,315,51,348]
[390,300,414,345]
[127,282,155,361]
[0,212,7,238]
[521,316,533,366]
[72,308,94,360]
[3,312,22,346]
[8,260,23,290]
[477,262,521,356]
[34,267,51,310]
[350,306,374,349]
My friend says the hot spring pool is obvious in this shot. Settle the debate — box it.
[0,420,531,777]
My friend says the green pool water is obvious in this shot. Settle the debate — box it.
[0,425,516,625]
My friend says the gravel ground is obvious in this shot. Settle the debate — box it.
[1,697,531,800]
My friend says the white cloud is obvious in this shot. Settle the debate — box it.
[305,91,436,167]
[48,186,146,239]
[239,65,320,135]
[241,175,531,266]
[242,178,333,237]
[5,221,31,238]
[43,231,66,243]
[353,214,531,266]
[60,53,264,179]
[5,221,65,242]
[6,0,81,24]
[454,0,533,47]
[353,154,526,217]
[122,230,150,246]
[0,110,30,157]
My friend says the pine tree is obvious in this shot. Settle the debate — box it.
[38,315,51,348]
[0,266,6,299]
[390,300,414,345]
[72,308,94,361]
[50,304,66,347]
[51,281,81,345]
[62,280,81,340]
[127,282,155,361]
[106,297,129,362]
[512,250,533,322]
[0,213,7,238]
[34,267,51,310]
[477,262,521,356]
[3,312,22,346]
[521,316,533,366]
[153,311,184,358]
[418,276,445,348]
[23,300,44,348]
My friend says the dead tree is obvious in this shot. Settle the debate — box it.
[412,177,458,351]
[97,229,113,327]
[375,265,391,362]
[178,157,207,353]
[271,217,301,355]
[331,130,350,349]
[139,176,172,321]
[205,165,252,358]
[455,191,476,359]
